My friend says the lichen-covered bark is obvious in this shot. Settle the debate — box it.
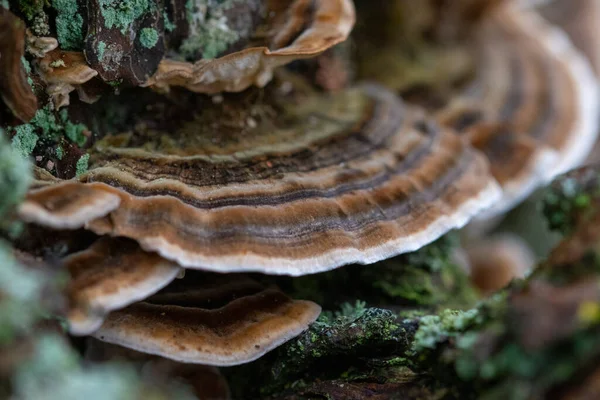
[224,166,600,400]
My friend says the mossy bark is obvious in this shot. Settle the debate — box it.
[224,167,600,400]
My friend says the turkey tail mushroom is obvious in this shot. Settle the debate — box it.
[0,9,38,122]
[527,0,600,75]
[92,272,321,366]
[144,0,356,94]
[19,84,500,275]
[36,50,99,108]
[440,2,599,217]
[64,238,182,336]
[464,234,535,295]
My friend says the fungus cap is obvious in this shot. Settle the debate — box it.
[535,0,600,75]
[64,238,182,336]
[19,182,121,230]
[144,0,356,94]
[37,50,99,108]
[25,33,58,58]
[93,273,321,366]
[465,234,534,294]
[20,84,500,275]
[19,84,501,275]
[440,2,599,217]
[0,9,38,122]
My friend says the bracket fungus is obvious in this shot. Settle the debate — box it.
[533,0,600,76]
[20,84,500,275]
[440,2,599,217]
[144,0,356,94]
[0,8,38,122]
[92,273,321,366]
[25,32,58,59]
[20,180,121,230]
[64,237,182,336]
[463,234,534,295]
[37,50,99,108]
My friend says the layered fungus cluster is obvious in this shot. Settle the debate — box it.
[2,0,600,398]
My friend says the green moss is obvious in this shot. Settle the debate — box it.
[139,27,159,48]
[163,10,175,32]
[373,266,442,304]
[21,57,35,87]
[179,0,240,60]
[17,2,51,36]
[318,300,367,324]
[21,57,31,74]
[52,0,84,50]
[64,124,86,147]
[6,106,90,178]
[411,308,480,352]
[542,174,600,234]
[227,306,414,398]
[289,306,404,362]
[97,41,107,60]
[11,125,38,158]
[369,234,478,308]
[61,109,88,147]
[0,239,43,343]
[12,106,91,148]
[30,106,61,138]
[404,233,459,272]
[17,0,45,19]
[270,232,476,314]
[452,328,600,400]
[99,0,153,33]
[75,153,89,176]
[1,132,32,219]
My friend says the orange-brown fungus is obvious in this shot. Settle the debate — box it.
[93,273,321,365]
[20,84,500,275]
[37,50,99,108]
[144,0,356,94]
[64,237,182,335]
[0,9,38,122]
[439,2,598,217]
[466,235,534,295]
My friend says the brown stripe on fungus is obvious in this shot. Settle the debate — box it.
[20,182,121,229]
[0,9,38,122]
[93,273,321,366]
[64,237,182,336]
[20,84,500,275]
[535,0,600,76]
[37,50,99,108]
[440,2,599,217]
[144,0,356,94]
